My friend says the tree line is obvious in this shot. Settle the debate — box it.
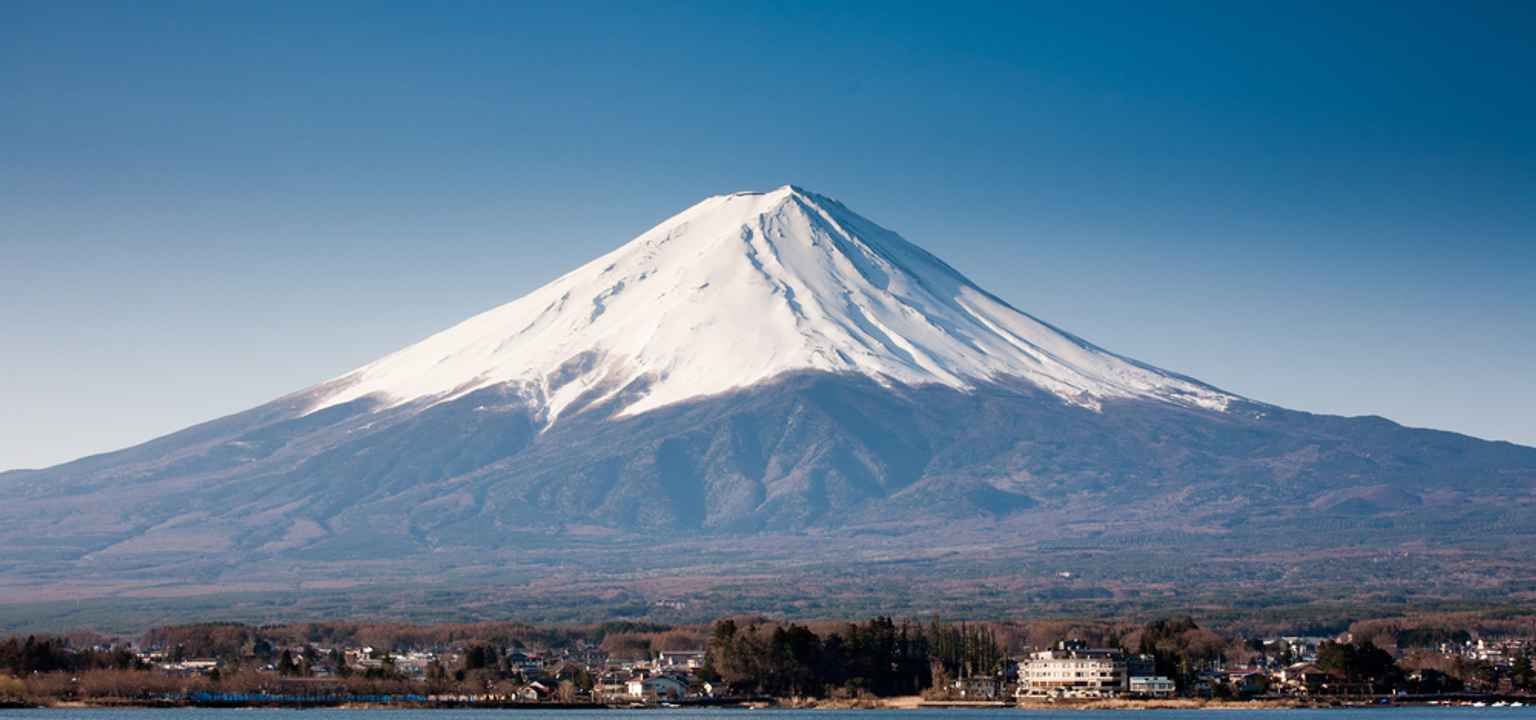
[0,636,142,675]
[702,616,1005,698]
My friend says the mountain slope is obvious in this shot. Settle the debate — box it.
[1,186,1533,619]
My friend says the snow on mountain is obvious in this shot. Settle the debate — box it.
[312,185,1234,422]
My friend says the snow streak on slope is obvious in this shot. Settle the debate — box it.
[313,186,1234,421]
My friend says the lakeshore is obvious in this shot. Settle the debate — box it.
[5,617,1536,713]
[4,693,1535,711]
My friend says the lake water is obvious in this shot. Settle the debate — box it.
[3,708,1536,720]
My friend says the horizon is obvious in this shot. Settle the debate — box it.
[5,1,1535,468]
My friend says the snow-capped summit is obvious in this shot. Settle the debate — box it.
[313,185,1234,421]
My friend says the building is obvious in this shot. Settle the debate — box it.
[1226,669,1269,696]
[1278,662,1328,695]
[155,659,219,675]
[1128,675,1176,698]
[1264,636,1329,663]
[1016,640,1127,698]
[506,651,544,676]
[655,650,706,671]
[593,680,630,702]
[627,675,687,702]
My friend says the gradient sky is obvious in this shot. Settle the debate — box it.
[4,1,1534,470]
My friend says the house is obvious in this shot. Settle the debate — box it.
[627,675,687,702]
[1227,670,1269,696]
[1128,675,1176,698]
[593,681,631,702]
[1265,636,1329,663]
[1016,640,1127,698]
[1278,662,1328,694]
[506,651,544,676]
[655,650,707,671]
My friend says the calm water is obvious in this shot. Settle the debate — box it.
[3,709,1536,720]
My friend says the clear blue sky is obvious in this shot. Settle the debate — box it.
[4,1,1534,470]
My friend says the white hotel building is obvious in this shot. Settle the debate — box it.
[1016,640,1128,698]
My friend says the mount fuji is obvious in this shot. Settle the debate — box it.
[2,186,1533,626]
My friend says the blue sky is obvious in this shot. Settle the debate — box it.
[3,1,1534,469]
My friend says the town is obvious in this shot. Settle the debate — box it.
[3,615,1535,708]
